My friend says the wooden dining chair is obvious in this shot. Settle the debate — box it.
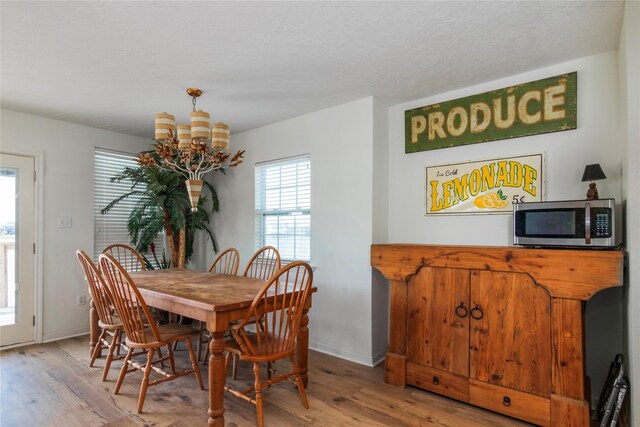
[98,253,204,414]
[224,261,313,427]
[195,247,241,361]
[102,243,148,272]
[242,246,281,280]
[208,247,240,275]
[76,250,124,381]
[203,247,281,365]
[215,246,281,372]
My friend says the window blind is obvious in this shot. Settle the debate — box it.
[255,155,310,262]
[94,148,164,261]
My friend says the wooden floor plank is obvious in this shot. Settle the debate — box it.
[0,336,532,426]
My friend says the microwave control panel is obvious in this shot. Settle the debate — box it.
[593,208,612,237]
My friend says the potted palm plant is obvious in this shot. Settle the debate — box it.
[100,163,219,269]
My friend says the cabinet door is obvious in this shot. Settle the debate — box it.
[469,270,551,397]
[407,267,470,376]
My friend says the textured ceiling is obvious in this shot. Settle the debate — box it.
[1,1,624,138]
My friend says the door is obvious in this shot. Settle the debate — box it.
[0,153,35,347]
[469,270,551,397]
[407,266,470,376]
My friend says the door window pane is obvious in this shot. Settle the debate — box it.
[0,168,17,326]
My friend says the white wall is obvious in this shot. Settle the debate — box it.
[387,51,624,404]
[371,98,390,364]
[0,109,150,342]
[209,97,383,365]
[619,0,640,420]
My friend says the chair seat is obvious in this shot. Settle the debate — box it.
[98,314,123,330]
[226,330,294,362]
[126,323,201,349]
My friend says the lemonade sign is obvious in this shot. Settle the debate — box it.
[426,154,543,215]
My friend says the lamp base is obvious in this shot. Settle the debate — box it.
[586,182,599,200]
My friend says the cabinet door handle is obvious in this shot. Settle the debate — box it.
[432,376,439,385]
[455,302,468,318]
[470,305,484,320]
[503,396,511,407]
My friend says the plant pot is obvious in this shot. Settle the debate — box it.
[186,179,204,212]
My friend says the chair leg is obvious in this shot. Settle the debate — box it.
[232,353,239,380]
[89,329,106,367]
[290,354,309,409]
[137,348,155,414]
[196,324,206,362]
[166,343,176,374]
[224,351,232,373]
[114,347,134,395]
[102,329,120,382]
[115,332,123,356]
[184,338,204,390]
[253,363,264,427]
[157,347,166,367]
[203,342,210,365]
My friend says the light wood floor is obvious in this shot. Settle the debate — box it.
[0,336,531,426]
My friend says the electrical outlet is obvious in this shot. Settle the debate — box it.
[77,295,86,305]
[57,217,72,228]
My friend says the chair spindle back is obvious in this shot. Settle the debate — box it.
[233,261,312,357]
[99,253,160,345]
[242,246,281,281]
[208,247,240,275]
[76,250,117,326]
[102,244,147,272]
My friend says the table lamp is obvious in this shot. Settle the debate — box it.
[581,163,606,200]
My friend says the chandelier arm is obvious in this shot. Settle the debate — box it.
[199,161,222,174]
[161,156,192,176]
[199,152,220,174]
[195,153,205,173]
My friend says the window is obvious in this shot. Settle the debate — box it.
[255,155,310,262]
[94,148,163,260]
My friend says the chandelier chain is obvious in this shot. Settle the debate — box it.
[192,96,197,112]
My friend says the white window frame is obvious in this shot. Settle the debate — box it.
[255,155,310,262]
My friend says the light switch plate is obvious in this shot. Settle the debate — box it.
[57,217,72,228]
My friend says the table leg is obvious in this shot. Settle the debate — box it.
[297,308,310,387]
[89,298,101,359]
[208,331,226,427]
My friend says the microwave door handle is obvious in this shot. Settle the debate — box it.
[585,203,591,245]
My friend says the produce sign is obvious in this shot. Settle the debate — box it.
[406,73,577,153]
[426,154,543,215]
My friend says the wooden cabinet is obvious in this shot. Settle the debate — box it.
[372,244,624,427]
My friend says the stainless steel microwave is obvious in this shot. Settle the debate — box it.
[513,199,616,248]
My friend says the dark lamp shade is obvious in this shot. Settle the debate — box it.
[581,163,606,182]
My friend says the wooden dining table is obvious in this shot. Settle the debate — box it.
[88,269,315,426]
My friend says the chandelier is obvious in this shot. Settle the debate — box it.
[144,88,244,211]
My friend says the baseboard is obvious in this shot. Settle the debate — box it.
[310,340,377,367]
[43,328,89,343]
[371,347,387,367]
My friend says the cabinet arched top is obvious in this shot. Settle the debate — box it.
[371,244,624,300]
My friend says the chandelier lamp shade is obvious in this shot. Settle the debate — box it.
[145,88,244,211]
